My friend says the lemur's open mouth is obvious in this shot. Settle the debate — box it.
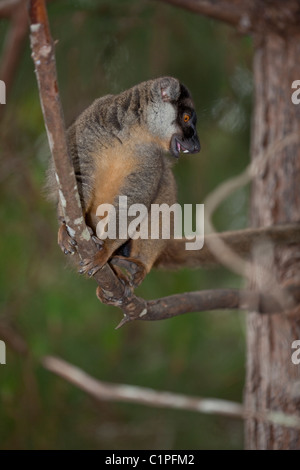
[170,135,201,158]
[176,140,190,154]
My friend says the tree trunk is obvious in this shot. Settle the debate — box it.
[245,32,300,449]
[159,0,300,449]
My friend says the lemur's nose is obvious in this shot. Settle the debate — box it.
[192,136,201,153]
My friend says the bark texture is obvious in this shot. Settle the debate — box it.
[245,32,300,449]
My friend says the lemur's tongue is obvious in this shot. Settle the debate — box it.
[176,140,189,154]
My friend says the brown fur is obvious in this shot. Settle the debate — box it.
[47,77,200,287]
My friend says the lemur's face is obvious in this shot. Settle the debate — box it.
[169,83,200,159]
[146,77,200,157]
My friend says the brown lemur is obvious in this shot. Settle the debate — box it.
[47,77,201,288]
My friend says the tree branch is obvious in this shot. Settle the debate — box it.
[0,0,28,120]
[156,0,252,30]
[157,0,300,35]
[29,0,149,323]
[0,0,23,18]
[157,223,300,269]
[139,284,300,323]
[203,133,300,311]
[204,134,300,273]
[42,355,300,430]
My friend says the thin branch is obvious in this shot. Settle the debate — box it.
[0,0,28,119]
[204,134,300,273]
[156,0,252,31]
[0,0,22,17]
[203,133,300,310]
[28,0,148,322]
[140,284,300,321]
[42,355,300,430]
[157,0,300,35]
[162,223,300,269]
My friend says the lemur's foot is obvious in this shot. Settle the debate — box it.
[91,235,104,251]
[86,226,104,251]
[110,255,147,288]
[58,223,77,255]
[96,281,132,305]
[78,246,107,277]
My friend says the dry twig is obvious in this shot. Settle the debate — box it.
[203,134,300,310]
[43,355,300,430]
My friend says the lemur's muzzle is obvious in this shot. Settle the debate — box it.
[170,134,201,158]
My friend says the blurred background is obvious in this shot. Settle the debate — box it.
[0,0,253,449]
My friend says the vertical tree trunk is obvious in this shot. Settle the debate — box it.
[159,0,300,449]
[245,32,300,449]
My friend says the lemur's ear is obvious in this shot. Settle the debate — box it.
[158,77,180,102]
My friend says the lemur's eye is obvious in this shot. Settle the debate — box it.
[183,114,190,123]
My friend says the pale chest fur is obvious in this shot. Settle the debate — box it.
[86,127,167,221]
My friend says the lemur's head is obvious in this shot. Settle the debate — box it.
[147,77,201,158]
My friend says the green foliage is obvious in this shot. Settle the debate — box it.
[0,0,252,449]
